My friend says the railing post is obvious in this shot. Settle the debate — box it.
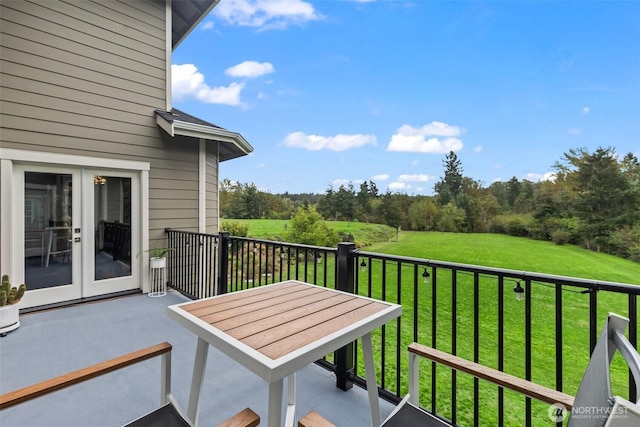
[217,232,230,295]
[335,242,356,391]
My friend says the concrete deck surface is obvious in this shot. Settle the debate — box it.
[0,291,396,427]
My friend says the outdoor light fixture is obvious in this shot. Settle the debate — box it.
[316,253,322,263]
[422,267,430,284]
[360,260,367,272]
[514,281,524,301]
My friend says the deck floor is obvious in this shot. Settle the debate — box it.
[0,291,395,427]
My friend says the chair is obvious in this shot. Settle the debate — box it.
[0,342,260,427]
[43,226,72,267]
[570,313,640,426]
[300,313,640,427]
[389,312,640,427]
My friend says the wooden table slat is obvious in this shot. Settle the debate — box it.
[185,283,312,318]
[197,287,329,325]
[237,299,382,354]
[258,301,390,359]
[212,293,351,335]
[182,281,304,313]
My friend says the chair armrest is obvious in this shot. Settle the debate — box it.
[218,407,260,427]
[409,343,574,410]
[0,342,172,410]
[298,410,335,427]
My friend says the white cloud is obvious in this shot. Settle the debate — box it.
[225,61,275,78]
[283,131,377,151]
[397,174,433,182]
[527,172,557,182]
[213,0,321,30]
[372,174,389,181]
[332,179,351,188]
[172,64,244,106]
[388,182,409,191]
[387,122,464,153]
[201,21,214,30]
[567,128,582,135]
[582,106,591,115]
[474,146,483,152]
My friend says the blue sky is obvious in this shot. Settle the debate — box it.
[172,0,640,195]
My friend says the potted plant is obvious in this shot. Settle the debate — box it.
[138,247,174,269]
[0,274,26,336]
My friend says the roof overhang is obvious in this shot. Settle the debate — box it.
[155,110,253,162]
[172,0,220,49]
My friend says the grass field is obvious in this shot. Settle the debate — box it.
[226,219,640,425]
[226,218,640,284]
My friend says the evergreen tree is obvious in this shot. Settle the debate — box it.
[556,147,632,251]
[434,151,464,206]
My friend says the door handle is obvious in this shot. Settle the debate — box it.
[71,237,81,243]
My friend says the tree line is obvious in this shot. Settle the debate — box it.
[220,146,640,262]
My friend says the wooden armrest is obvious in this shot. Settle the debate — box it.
[298,410,335,427]
[409,343,575,410]
[217,407,260,427]
[0,342,172,410]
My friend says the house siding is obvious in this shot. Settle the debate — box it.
[0,1,210,253]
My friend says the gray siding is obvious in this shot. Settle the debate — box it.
[0,0,211,248]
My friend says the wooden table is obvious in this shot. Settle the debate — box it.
[167,280,402,427]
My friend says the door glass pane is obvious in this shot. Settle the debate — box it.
[24,172,73,289]
[94,175,132,281]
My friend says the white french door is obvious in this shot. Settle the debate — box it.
[14,164,140,308]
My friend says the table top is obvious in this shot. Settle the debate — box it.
[167,280,402,382]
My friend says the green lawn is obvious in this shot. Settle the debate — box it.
[227,219,640,426]
[367,231,640,285]
[227,219,640,284]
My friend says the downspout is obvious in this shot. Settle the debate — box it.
[165,0,172,112]
[199,139,207,297]
[199,139,206,233]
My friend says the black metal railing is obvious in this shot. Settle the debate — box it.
[165,229,640,426]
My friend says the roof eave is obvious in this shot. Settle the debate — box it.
[172,0,221,50]
[155,114,254,158]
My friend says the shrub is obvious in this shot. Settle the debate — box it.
[502,215,531,237]
[287,206,340,247]
[221,221,249,237]
[551,230,571,245]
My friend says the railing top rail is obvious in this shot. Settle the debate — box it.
[164,228,219,238]
[229,236,338,253]
[357,250,640,294]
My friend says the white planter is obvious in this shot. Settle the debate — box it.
[150,257,166,269]
[149,257,167,297]
[0,304,20,336]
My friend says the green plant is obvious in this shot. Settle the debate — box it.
[0,274,26,306]
[137,247,174,259]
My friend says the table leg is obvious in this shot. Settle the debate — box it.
[268,379,284,427]
[362,333,382,427]
[187,337,209,424]
[284,373,296,427]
